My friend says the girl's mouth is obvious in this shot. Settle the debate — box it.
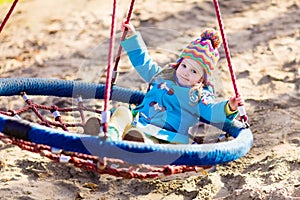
[180,76,189,82]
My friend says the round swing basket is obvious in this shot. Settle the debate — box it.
[0,78,253,167]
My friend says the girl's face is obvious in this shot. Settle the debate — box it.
[175,58,204,87]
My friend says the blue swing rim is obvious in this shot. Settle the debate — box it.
[0,78,253,166]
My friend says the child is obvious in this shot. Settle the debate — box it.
[105,22,243,144]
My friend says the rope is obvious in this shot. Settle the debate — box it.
[0,91,97,129]
[0,0,19,34]
[213,0,249,127]
[0,133,210,179]
[102,0,118,133]
[111,0,136,84]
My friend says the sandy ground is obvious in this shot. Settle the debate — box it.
[0,0,299,199]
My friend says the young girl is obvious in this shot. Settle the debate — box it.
[105,22,243,144]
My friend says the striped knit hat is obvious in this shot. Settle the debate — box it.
[177,28,222,93]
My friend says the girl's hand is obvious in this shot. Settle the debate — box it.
[228,96,244,111]
[121,20,136,34]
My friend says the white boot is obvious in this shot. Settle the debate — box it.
[109,106,133,140]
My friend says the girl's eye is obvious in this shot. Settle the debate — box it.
[182,64,186,68]
[191,69,197,74]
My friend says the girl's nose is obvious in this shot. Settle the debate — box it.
[183,69,189,76]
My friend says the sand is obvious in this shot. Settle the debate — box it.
[0,0,299,199]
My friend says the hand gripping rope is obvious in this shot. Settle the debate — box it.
[213,0,250,128]
[111,0,136,84]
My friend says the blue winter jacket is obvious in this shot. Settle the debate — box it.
[121,32,237,143]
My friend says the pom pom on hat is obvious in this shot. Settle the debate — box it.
[177,28,222,93]
[200,28,222,49]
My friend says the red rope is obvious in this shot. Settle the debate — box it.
[111,0,136,84]
[0,0,19,34]
[0,133,210,179]
[102,0,118,133]
[213,0,249,126]
[0,92,101,130]
[213,0,239,97]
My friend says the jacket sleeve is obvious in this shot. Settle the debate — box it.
[198,89,238,123]
[121,32,162,82]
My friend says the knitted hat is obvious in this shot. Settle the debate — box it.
[177,28,222,93]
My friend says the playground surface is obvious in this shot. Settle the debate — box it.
[0,0,299,199]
